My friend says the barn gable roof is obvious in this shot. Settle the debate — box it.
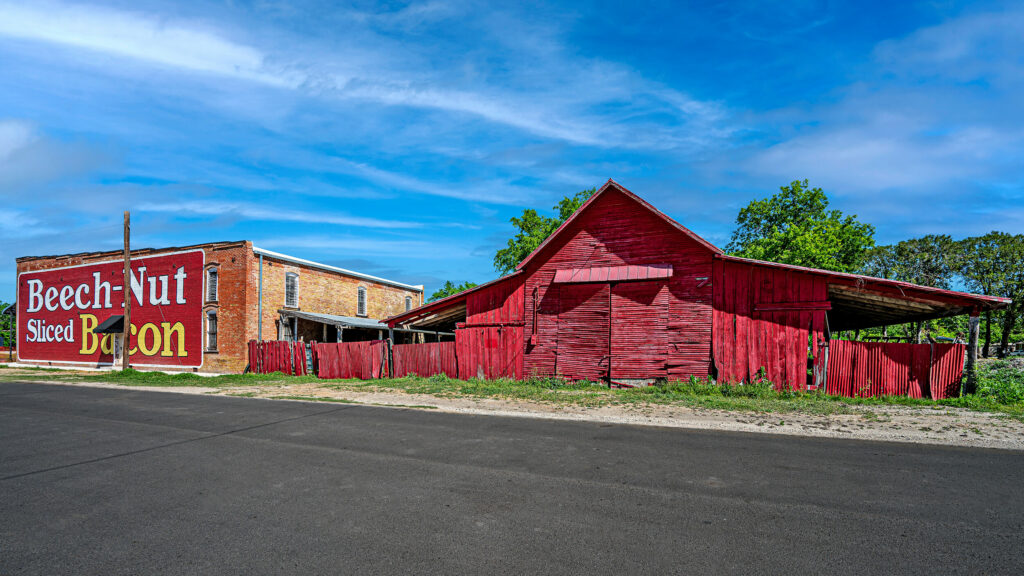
[514,179,722,272]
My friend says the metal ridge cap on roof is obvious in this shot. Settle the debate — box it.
[252,246,424,292]
[384,271,521,326]
[715,253,1012,304]
[514,179,722,272]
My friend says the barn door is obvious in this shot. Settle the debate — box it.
[556,283,610,381]
[610,282,668,380]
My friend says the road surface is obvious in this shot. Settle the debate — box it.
[1,380,1021,574]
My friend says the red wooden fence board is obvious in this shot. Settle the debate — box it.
[456,326,523,380]
[824,340,964,399]
[312,340,388,380]
[392,341,458,378]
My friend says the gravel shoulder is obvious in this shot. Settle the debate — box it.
[5,367,1023,451]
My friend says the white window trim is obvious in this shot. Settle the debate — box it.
[357,286,367,317]
[206,267,218,302]
[405,295,412,312]
[285,272,300,308]
[206,310,218,352]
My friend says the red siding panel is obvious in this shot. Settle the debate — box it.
[611,282,668,379]
[523,188,715,381]
[556,283,610,381]
[312,340,389,380]
[824,340,965,399]
[456,326,523,380]
[712,259,826,389]
[392,341,458,378]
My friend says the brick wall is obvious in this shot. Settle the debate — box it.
[16,241,424,374]
[244,251,423,346]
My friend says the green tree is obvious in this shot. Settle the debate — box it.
[727,179,875,272]
[0,301,14,349]
[493,187,597,274]
[428,281,479,302]
[859,235,956,342]
[958,232,1013,356]
[958,233,1024,357]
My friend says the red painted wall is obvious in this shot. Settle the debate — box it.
[507,188,716,381]
[712,258,828,389]
[17,250,205,368]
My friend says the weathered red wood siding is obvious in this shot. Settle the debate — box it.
[456,325,524,380]
[521,188,715,381]
[392,341,458,378]
[466,274,524,325]
[312,340,389,379]
[248,340,306,375]
[824,340,965,399]
[451,274,525,380]
[712,259,828,389]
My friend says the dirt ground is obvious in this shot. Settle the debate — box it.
[5,367,1022,451]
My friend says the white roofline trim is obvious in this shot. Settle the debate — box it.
[252,246,424,292]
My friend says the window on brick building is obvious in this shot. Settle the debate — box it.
[206,268,218,302]
[206,310,218,351]
[405,295,412,311]
[285,273,299,308]
[357,286,367,316]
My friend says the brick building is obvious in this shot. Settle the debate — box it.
[15,241,423,373]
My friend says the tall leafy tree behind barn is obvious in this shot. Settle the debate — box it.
[494,188,597,275]
[726,179,875,273]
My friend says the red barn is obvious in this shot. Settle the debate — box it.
[387,180,1009,395]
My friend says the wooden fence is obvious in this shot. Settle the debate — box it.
[825,340,965,399]
[392,341,457,378]
[311,340,389,380]
[248,340,307,375]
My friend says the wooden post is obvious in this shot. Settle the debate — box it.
[122,211,131,371]
[965,311,980,395]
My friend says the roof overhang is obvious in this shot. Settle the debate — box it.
[94,315,125,334]
[277,309,388,331]
[717,254,1011,331]
[384,272,521,329]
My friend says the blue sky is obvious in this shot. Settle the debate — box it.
[1,0,1022,300]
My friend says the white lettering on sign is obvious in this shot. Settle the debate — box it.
[25,318,75,343]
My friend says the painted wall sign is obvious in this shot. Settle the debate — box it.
[17,250,205,367]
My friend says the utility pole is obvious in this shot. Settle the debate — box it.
[122,211,131,371]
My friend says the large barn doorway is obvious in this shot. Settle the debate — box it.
[556,283,610,381]
[610,282,669,381]
[556,280,671,383]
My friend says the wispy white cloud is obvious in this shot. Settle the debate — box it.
[0,119,35,159]
[0,1,299,87]
[743,6,1024,198]
[0,1,733,152]
[136,200,422,229]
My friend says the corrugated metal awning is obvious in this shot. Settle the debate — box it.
[277,309,387,330]
[553,264,673,284]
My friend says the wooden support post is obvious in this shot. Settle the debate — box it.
[965,312,980,395]
[121,211,131,371]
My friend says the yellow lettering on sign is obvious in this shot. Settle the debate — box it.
[161,322,187,357]
[137,323,160,356]
[79,314,99,355]
[128,323,138,356]
[100,334,114,354]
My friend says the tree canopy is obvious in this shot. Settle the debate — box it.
[726,179,875,272]
[428,281,479,302]
[493,187,596,275]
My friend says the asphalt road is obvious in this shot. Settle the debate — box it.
[1,381,1022,575]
